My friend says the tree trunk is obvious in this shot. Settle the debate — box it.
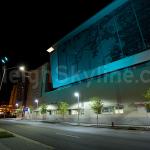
[97,113,99,127]
[63,113,65,121]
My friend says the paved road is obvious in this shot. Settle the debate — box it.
[0,119,150,150]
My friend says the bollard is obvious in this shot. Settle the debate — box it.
[111,122,114,127]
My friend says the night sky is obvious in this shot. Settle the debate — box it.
[0,0,112,70]
[0,0,112,104]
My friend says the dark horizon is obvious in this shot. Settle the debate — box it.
[0,0,112,104]
[0,0,112,70]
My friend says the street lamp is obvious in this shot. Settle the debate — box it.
[19,66,25,72]
[4,57,8,62]
[19,65,31,78]
[15,103,19,109]
[0,65,25,71]
[0,56,9,91]
[34,99,39,109]
[15,103,19,118]
[15,103,19,107]
[1,59,5,64]
[0,63,26,92]
[74,92,80,125]
[1,56,8,64]
[34,99,39,120]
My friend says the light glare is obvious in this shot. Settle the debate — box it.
[1,59,5,64]
[47,47,54,53]
[5,57,8,61]
[35,99,39,103]
[19,66,25,71]
[74,92,79,97]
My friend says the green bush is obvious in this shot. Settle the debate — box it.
[145,103,150,112]
[57,101,69,119]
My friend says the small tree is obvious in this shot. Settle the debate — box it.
[144,88,150,112]
[28,105,33,119]
[57,101,69,120]
[40,104,48,120]
[16,106,23,118]
[90,97,103,127]
[29,105,33,113]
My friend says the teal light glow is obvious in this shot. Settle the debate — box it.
[50,0,150,88]
[1,59,5,64]
[5,57,8,61]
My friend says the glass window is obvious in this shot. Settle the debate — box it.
[102,106,114,113]
[115,105,124,114]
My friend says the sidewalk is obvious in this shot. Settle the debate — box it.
[61,122,150,130]
[0,128,54,150]
[3,118,150,131]
[39,120,150,131]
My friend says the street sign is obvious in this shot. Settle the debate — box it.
[23,107,29,112]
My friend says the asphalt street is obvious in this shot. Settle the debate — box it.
[0,119,150,150]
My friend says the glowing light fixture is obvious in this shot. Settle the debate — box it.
[15,103,19,108]
[4,57,8,61]
[34,99,39,108]
[74,92,80,124]
[1,59,5,64]
[19,66,25,72]
[47,47,54,53]
[74,92,79,97]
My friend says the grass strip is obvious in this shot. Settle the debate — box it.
[0,131,14,138]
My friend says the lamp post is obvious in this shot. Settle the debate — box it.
[35,99,39,109]
[34,99,39,120]
[0,66,6,91]
[0,57,25,92]
[15,103,19,109]
[0,57,8,91]
[0,65,25,91]
[15,103,19,117]
[74,92,80,125]
[18,65,32,119]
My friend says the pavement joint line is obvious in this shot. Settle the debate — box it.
[121,130,145,134]
[56,132,80,138]
[1,129,55,150]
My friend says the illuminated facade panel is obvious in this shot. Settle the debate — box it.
[51,0,150,88]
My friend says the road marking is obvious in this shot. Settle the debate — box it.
[3,129,54,150]
[56,132,80,138]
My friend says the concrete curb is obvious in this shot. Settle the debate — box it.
[3,119,150,131]
[61,122,150,131]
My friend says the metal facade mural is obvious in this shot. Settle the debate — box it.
[51,0,150,88]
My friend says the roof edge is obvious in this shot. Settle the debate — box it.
[53,0,129,48]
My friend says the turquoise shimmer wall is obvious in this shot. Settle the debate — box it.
[51,0,150,88]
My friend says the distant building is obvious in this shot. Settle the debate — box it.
[26,63,52,108]
[8,63,51,112]
[9,85,18,108]
[9,77,29,111]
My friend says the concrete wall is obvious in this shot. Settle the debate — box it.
[26,61,150,125]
